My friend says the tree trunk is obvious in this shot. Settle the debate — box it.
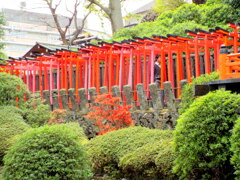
[109,0,124,34]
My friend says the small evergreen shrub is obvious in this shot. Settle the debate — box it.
[87,126,175,179]
[3,124,92,180]
[0,73,29,107]
[179,72,219,114]
[230,118,240,179]
[174,90,240,179]
[0,106,30,164]
[21,94,51,127]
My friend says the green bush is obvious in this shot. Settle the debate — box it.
[111,1,239,41]
[174,90,240,179]
[87,126,175,179]
[3,124,92,180]
[21,93,51,127]
[65,122,88,144]
[200,3,240,28]
[231,118,240,179]
[0,73,29,107]
[179,72,219,114]
[0,106,30,164]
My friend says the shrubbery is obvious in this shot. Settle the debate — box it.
[0,73,29,107]
[174,90,240,179]
[85,93,133,135]
[179,72,219,114]
[48,109,67,125]
[111,1,239,41]
[231,118,240,179]
[87,126,175,179]
[21,93,51,127]
[0,106,30,164]
[3,124,91,180]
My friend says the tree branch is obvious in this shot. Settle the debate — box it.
[70,9,92,45]
[87,0,111,16]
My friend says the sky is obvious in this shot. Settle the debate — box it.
[0,0,154,16]
[0,0,154,35]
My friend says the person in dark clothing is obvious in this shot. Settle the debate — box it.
[154,54,165,107]
[154,54,161,85]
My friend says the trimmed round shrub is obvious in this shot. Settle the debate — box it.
[174,90,240,179]
[3,124,92,180]
[0,106,30,164]
[179,71,219,114]
[0,73,29,107]
[87,126,175,179]
[231,118,240,179]
[120,139,175,179]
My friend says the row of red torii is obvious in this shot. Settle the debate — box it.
[0,22,239,104]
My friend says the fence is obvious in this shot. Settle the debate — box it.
[0,23,239,102]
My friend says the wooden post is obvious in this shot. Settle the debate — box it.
[219,45,228,79]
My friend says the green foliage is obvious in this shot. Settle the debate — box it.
[207,0,240,8]
[65,122,88,142]
[179,72,219,114]
[174,90,240,179]
[154,0,186,13]
[3,124,92,180]
[168,21,209,36]
[112,1,239,41]
[21,93,51,127]
[0,106,30,164]
[200,3,240,27]
[171,4,202,24]
[231,118,240,179]
[88,126,175,179]
[0,73,30,107]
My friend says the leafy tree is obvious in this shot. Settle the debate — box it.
[207,0,240,8]
[154,0,186,13]
[174,90,240,179]
[111,1,239,41]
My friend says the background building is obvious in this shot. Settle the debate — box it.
[0,8,75,57]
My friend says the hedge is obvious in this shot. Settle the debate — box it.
[0,106,30,164]
[231,118,240,179]
[3,124,92,180]
[87,126,175,179]
[174,90,240,179]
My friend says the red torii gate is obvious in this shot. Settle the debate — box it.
[0,22,239,108]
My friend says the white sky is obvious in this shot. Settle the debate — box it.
[0,0,153,16]
[0,0,154,35]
